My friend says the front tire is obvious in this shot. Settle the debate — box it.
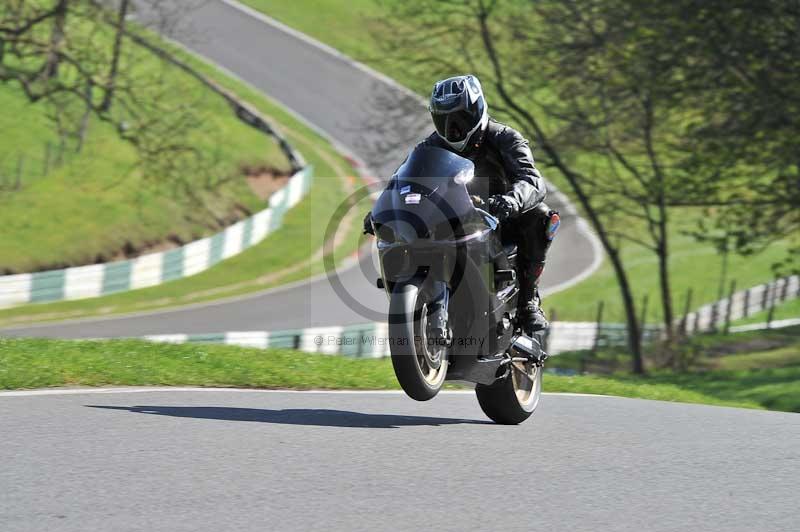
[475,359,542,424]
[388,279,448,401]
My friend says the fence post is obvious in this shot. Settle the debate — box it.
[680,288,693,336]
[723,279,737,335]
[591,301,604,354]
[743,287,751,318]
[766,278,778,329]
[710,301,719,332]
[56,139,65,166]
[780,276,789,302]
[694,307,702,333]
[543,308,556,354]
[639,294,649,345]
[761,281,770,313]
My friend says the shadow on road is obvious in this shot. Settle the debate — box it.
[86,405,490,428]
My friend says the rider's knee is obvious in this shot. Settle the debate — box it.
[518,203,559,241]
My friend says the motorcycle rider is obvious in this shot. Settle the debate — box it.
[365,74,558,333]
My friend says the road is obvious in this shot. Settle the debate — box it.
[1,0,599,339]
[1,388,797,532]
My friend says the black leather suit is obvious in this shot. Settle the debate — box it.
[417,118,555,286]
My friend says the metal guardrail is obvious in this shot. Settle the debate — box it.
[139,321,662,358]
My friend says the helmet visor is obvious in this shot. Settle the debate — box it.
[432,107,481,143]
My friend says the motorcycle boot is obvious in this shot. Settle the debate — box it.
[517,263,548,334]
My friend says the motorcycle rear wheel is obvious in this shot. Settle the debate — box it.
[475,359,542,424]
[388,279,448,401]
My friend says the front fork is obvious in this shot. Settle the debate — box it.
[426,282,451,346]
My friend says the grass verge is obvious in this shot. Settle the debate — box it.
[549,326,800,412]
[2,336,792,412]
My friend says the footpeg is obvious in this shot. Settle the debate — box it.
[510,334,548,364]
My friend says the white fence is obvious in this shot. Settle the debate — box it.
[681,275,799,334]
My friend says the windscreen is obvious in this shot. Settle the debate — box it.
[394,145,474,181]
[371,146,479,243]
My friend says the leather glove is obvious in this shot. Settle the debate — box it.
[486,195,517,222]
[363,211,375,235]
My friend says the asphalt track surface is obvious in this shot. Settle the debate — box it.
[1,388,798,532]
[1,0,597,339]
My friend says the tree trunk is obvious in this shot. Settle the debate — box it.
[643,96,674,341]
[657,227,674,341]
[76,81,93,153]
[100,0,130,113]
[43,0,68,79]
[608,245,644,372]
[474,3,645,372]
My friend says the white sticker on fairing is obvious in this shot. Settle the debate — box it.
[405,193,421,205]
[400,185,411,195]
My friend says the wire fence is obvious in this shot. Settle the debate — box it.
[0,141,71,192]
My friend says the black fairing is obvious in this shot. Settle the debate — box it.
[371,146,485,242]
[373,146,520,384]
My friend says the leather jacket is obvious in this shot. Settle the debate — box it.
[416,118,546,215]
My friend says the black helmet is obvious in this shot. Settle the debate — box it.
[429,75,488,152]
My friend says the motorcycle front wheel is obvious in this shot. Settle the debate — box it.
[475,358,542,424]
[388,279,448,401]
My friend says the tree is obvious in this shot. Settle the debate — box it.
[374,0,714,370]
[0,1,226,202]
[371,0,798,368]
[665,0,800,274]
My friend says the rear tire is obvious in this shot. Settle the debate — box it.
[389,279,448,401]
[475,360,542,424]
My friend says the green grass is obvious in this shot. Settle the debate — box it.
[241,0,385,68]
[244,1,793,325]
[0,56,289,273]
[549,326,800,411]
[543,374,763,410]
[0,337,398,390]
[3,335,797,412]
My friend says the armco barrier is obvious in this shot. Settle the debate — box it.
[136,275,800,359]
[140,321,644,358]
[0,166,313,308]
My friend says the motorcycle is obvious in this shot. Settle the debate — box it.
[369,145,547,425]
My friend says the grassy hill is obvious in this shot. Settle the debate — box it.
[0,26,292,274]
[0,9,367,324]
[0,62,365,327]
